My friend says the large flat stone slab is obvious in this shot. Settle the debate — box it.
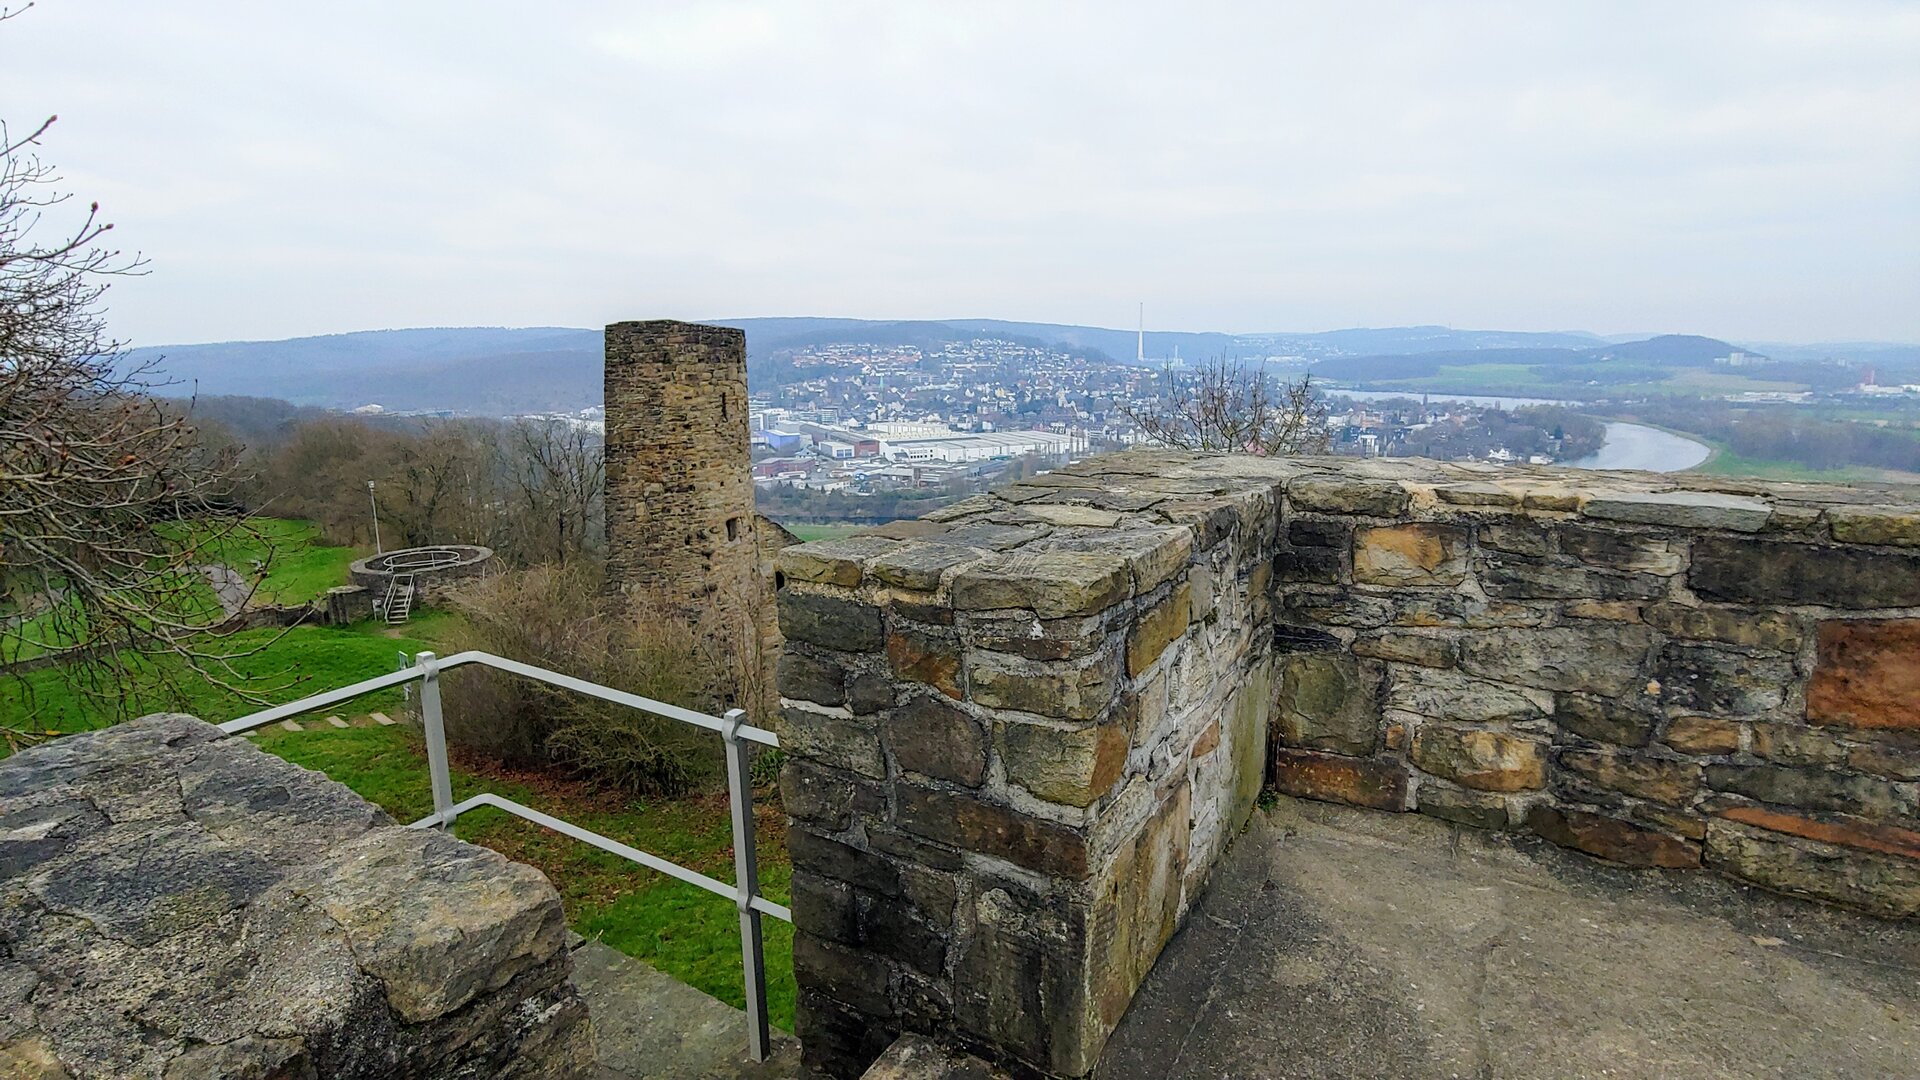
[574,940,800,1080]
[1098,797,1920,1079]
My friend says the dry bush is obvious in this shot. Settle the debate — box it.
[439,562,738,796]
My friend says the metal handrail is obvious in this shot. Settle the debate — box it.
[220,649,786,1061]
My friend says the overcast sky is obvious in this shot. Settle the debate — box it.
[4,1,1916,346]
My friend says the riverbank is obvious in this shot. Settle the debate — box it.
[1567,421,1711,473]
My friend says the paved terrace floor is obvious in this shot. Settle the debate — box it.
[1099,797,1919,1080]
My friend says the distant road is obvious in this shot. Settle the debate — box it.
[1568,422,1711,472]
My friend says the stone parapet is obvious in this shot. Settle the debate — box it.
[776,450,1920,1077]
[0,714,593,1079]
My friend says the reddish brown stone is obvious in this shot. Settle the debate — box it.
[1663,715,1741,755]
[1526,805,1702,869]
[886,626,962,699]
[1271,749,1409,811]
[1807,620,1920,730]
[895,785,1088,878]
[1715,805,1920,862]
[1189,719,1221,760]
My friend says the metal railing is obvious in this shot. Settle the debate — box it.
[219,649,788,1061]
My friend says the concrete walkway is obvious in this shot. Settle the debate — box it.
[1099,797,1920,1080]
[572,939,802,1079]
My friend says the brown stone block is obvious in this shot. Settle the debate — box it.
[966,650,1120,722]
[1526,805,1701,869]
[1714,805,1920,862]
[1690,537,1920,609]
[779,590,885,653]
[996,720,1129,808]
[1644,604,1804,653]
[895,786,1089,878]
[1558,748,1701,806]
[1353,523,1470,587]
[779,537,900,587]
[1125,582,1192,677]
[1806,619,1920,731]
[1662,715,1741,755]
[1704,819,1920,918]
[887,625,963,699]
[1352,631,1456,669]
[1460,625,1653,698]
[886,696,988,787]
[1416,781,1512,831]
[1270,749,1409,811]
[1410,726,1547,792]
[1657,643,1792,715]
[1275,653,1382,756]
[952,550,1130,618]
[1289,476,1410,517]
[1555,693,1656,748]
[1704,762,1911,819]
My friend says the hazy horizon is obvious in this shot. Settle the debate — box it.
[5,2,1916,346]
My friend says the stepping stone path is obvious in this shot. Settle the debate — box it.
[261,713,409,735]
[371,712,396,726]
[326,716,350,728]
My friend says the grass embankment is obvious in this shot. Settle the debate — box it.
[166,517,366,605]
[783,522,866,542]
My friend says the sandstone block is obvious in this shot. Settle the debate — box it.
[779,537,900,587]
[1275,653,1382,756]
[887,696,989,787]
[1271,749,1409,811]
[1555,693,1656,748]
[1582,490,1771,532]
[888,625,964,699]
[1644,604,1804,653]
[1416,782,1512,830]
[788,828,902,895]
[1690,537,1920,609]
[1704,819,1920,918]
[1847,736,1920,781]
[1558,748,1702,806]
[1663,715,1742,755]
[1410,726,1547,792]
[1526,805,1702,868]
[966,650,1120,722]
[1478,557,1666,601]
[1386,668,1547,725]
[1750,723,1850,767]
[996,720,1129,808]
[1353,523,1470,586]
[1125,582,1192,677]
[780,648,850,707]
[1657,643,1792,715]
[1434,482,1521,508]
[952,551,1130,618]
[1352,631,1455,668]
[1704,762,1912,819]
[1827,506,1920,547]
[781,706,886,780]
[1557,525,1683,574]
[1460,625,1653,698]
[896,786,1088,878]
[1289,476,1410,517]
[869,543,988,591]
[1806,619,1920,731]
[1478,520,1552,556]
[1714,805,1920,861]
[780,761,884,830]
[1089,786,1190,1031]
[780,590,885,653]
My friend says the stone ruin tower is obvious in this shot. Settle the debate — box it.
[603,319,791,715]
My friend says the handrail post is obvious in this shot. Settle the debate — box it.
[418,650,454,830]
[722,707,771,1062]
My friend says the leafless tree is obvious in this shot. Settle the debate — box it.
[1121,360,1330,455]
[0,66,262,743]
[499,419,605,564]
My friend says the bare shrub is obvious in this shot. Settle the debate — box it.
[1121,360,1329,454]
[438,562,740,796]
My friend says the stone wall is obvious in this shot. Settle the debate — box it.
[774,450,1920,1078]
[0,714,594,1079]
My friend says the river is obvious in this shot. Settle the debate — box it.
[1568,422,1711,472]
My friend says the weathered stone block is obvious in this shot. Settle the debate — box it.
[888,696,989,787]
[1714,805,1920,861]
[1663,715,1742,755]
[1644,604,1804,653]
[1657,643,1792,715]
[964,610,1108,662]
[1704,819,1920,917]
[1276,546,1344,584]
[1704,763,1912,819]
[1275,653,1381,756]
[1555,693,1656,747]
[888,624,964,699]
[1410,726,1547,792]
[1089,786,1190,1031]
[781,706,886,779]
[781,760,884,830]
[1827,506,1920,547]
[1806,619,1920,731]
[1353,523,1469,586]
[780,537,900,587]
[1690,537,1920,609]
[1750,723,1850,767]
[1582,490,1771,532]
[1125,582,1192,676]
[780,648,850,707]
[1478,519,1552,556]
[794,933,896,1019]
[1459,625,1653,698]
[1271,749,1409,811]
[789,827,902,896]
[1352,630,1455,669]
[896,786,1089,878]
[996,720,1129,808]
[966,650,1120,721]
[1289,476,1410,517]
[951,878,1092,1076]
[780,590,885,653]
[1478,557,1666,601]
[1416,782,1512,830]
[869,542,988,592]
[1385,668,1547,725]
[1526,805,1702,868]
[1558,748,1701,806]
[1557,526,1683,574]
[952,551,1130,618]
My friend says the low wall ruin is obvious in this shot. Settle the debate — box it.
[774,450,1920,1078]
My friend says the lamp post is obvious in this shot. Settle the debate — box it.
[368,480,383,554]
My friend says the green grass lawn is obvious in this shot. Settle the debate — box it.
[168,517,365,605]
[783,522,866,542]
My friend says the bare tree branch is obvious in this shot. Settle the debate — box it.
[1120,359,1330,455]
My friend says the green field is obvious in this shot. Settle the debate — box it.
[783,522,866,542]
[166,517,366,605]
[1351,362,1812,401]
